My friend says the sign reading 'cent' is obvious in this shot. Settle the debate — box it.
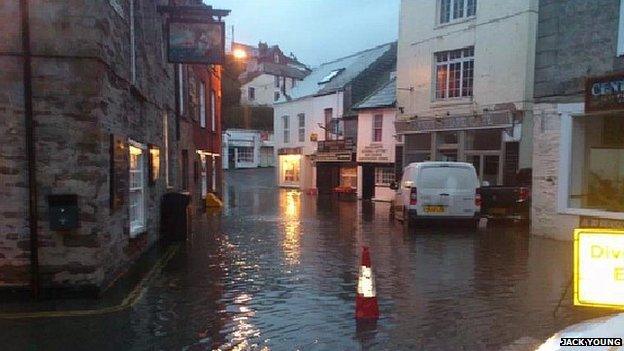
[574,229,624,309]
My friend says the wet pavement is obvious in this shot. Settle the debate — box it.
[0,168,618,351]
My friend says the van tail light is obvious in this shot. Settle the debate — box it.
[409,187,418,205]
[518,187,529,203]
[475,188,482,208]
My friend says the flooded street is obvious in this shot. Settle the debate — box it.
[0,168,616,351]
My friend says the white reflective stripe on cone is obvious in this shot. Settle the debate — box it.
[357,266,376,298]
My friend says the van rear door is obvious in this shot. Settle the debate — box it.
[418,165,477,217]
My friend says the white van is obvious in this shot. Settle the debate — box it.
[390,162,481,228]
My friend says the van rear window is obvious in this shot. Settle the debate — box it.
[419,167,475,190]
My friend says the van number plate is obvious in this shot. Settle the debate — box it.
[424,205,445,213]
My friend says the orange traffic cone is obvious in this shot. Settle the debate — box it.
[355,246,379,320]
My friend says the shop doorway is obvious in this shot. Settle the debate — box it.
[316,163,340,195]
[361,165,375,200]
[228,148,236,169]
[467,153,500,185]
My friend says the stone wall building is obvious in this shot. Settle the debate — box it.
[532,0,624,240]
[0,0,225,293]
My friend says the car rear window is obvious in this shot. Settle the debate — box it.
[419,167,475,190]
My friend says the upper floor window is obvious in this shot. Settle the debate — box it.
[210,90,216,131]
[373,114,383,142]
[248,86,255,100]
[282,115,290,143]
[435,46,474,100]
[298,113,305,142]
[199,82,206,128]
[439,0,476,24]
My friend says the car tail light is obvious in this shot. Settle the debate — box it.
[475,188,482,207]
[518,187,529,203]
[409,187,417,205]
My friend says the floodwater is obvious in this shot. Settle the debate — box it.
[0,168,616,351]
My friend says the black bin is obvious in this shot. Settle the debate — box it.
[161,192,191,242]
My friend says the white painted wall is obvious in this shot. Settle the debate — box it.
[397,0,538,117]
[222,129,274,169]
[356,108,397,164]
[240,73,298,106]
[273,92,345,189]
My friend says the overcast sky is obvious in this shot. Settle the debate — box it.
[206,0,400,67]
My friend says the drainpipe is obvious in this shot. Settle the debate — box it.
[20,0,40,299]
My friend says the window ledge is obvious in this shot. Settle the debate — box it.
[558,208,624,221]
[431,98,475,109]
[434,16,476,30]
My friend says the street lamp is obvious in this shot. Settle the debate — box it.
[232,48,247,60]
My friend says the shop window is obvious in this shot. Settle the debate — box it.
[148,145,160,185]
[568,115,624,212]
[373,114,383,142]
[435,47,474,99]
[340,167,357,188]
[375,167,395,186]
[237,147,254,163]
[281,155,300,183]
[465,129,501,150]
[129,141,146,237]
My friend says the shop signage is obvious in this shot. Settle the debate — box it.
[586,73,624,112]
[313,152,353,162]
[310,133,318,142]
[278,147,302,155]
[167,20,224,64]
[574,228,624,309]
[395,111,512,133]
[358,144,390,163]
[318,137,355,152]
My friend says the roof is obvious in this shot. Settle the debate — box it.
[277,42,395,103]
[352,78,396,110]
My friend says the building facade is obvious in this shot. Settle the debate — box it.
[354,78,397,202]
[222,129,275,169]
[532,0,624,240]
[273,43,397,194]
[396,0,537,186]
[237,42,309,106]
[0,0,225,293]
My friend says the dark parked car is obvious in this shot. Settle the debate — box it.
[480,168,531,224]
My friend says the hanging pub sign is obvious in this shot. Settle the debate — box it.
[158,5,230,65]
[586,73,624,112]
[168,20,225,64]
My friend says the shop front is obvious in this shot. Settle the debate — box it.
[277,147,302,188]
[313,138,357,197]
[396,111,521,186]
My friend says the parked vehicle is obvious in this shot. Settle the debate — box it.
[390,162,481,229]
[479,168,531,224]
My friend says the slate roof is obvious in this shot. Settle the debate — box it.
[352,78,396,110]
[277,42,395,103]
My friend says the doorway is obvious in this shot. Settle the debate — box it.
[361,165,375,200]
[316,163,340,195]
[467,153,500,185]
[228,148,236,169]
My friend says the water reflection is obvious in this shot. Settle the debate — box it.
[280,190,301,265]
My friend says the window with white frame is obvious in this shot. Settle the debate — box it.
[177,64,185,115]
[375,167,395,186]
[237,147,254,163]
[439,0,476,24]
[129,141,146,236]
[283,115,290,143]
[298,113,305,142]
[435,47,474,100]
[210,90,216,131]
[199,82,206,128]
[373,114,383,142]
[200,154,207,198]
[248,86,255,100]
